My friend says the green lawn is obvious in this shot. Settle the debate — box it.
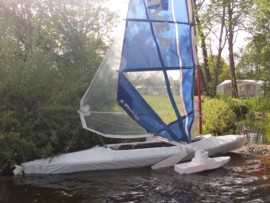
[115,94,191,124]
[143,95,185,124]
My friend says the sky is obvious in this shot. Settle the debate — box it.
[107,0,251,50]
[106,0,129,44]
[106,0,251,80]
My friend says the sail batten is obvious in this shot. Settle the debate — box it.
[126,18,193,25]
[121,66,195,72]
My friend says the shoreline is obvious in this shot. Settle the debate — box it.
[233,144,270,157]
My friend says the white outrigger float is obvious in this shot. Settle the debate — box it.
[14,0,247,175]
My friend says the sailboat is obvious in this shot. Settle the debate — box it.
[13,0,246,175]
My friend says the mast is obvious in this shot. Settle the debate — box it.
[197,67,203,135]
[189,0,202,136]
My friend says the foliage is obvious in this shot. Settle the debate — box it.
[224,97,249,120]
[245,112,270,142]
[236,0,270,95]
[266,115,270,142]
[0,0,116,173]
[243,97,270,142]
[245,97,270,112]
[202,97,237,135]
[208,55,230,88]
[194,0,253,97]
[201,96,270,141]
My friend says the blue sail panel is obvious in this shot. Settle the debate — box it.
[117,0,197,142]
[121,22,162,71]
[159,121,190,143]
[121,22,193,72]
[126,0,187,21]
[121,0,193,72]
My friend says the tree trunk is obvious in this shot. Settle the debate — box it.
[193,0,211,95]
[213,0,226,95]
[227,0,238,98]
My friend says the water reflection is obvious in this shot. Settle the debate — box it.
[1,152,270,203]
[248,133,267,145]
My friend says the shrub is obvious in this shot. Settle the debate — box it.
[226,98,249,121]
[245,111,270,142]
[266,114,270,142]
[246,97,270,112]
[242,97,270,142]
[202,98,237,135]
[0,132,36,173]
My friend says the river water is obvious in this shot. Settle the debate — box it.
[1,152,270,203]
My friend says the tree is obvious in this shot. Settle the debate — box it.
[193,0,230,96]
[0,0,117,173]
[193,0,252,97]
[224,0,252,97]
[212,0,227,95]
[237,0,270,95]
[193,0,211,95]
[208,55,229,83]
[227,0,238,98]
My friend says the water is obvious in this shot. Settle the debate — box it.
[1,152,270,203]
[248,133,267,145]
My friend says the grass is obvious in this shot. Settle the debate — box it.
[114,94,190,125]
[143,95,185,124]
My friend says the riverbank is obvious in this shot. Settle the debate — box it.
[234,144,270,157]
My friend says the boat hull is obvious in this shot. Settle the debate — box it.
[17,135,247,174]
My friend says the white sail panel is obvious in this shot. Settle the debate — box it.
[79,38,148,138]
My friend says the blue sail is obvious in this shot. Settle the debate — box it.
[117,0,196,142]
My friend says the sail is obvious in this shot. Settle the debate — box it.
[79,0,199,142]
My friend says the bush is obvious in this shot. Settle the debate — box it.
[241,97,270,142]
[0,132,36,173]
[246,97,270,112]
[226,98,249,121]
[215,95,249,120]
[198,96,270,142]
[0,0,116,174]
[202,98,237,135]
[266,115,270,142]
[245,111,270,142]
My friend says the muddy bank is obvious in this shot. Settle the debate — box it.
[234,144,270,157]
